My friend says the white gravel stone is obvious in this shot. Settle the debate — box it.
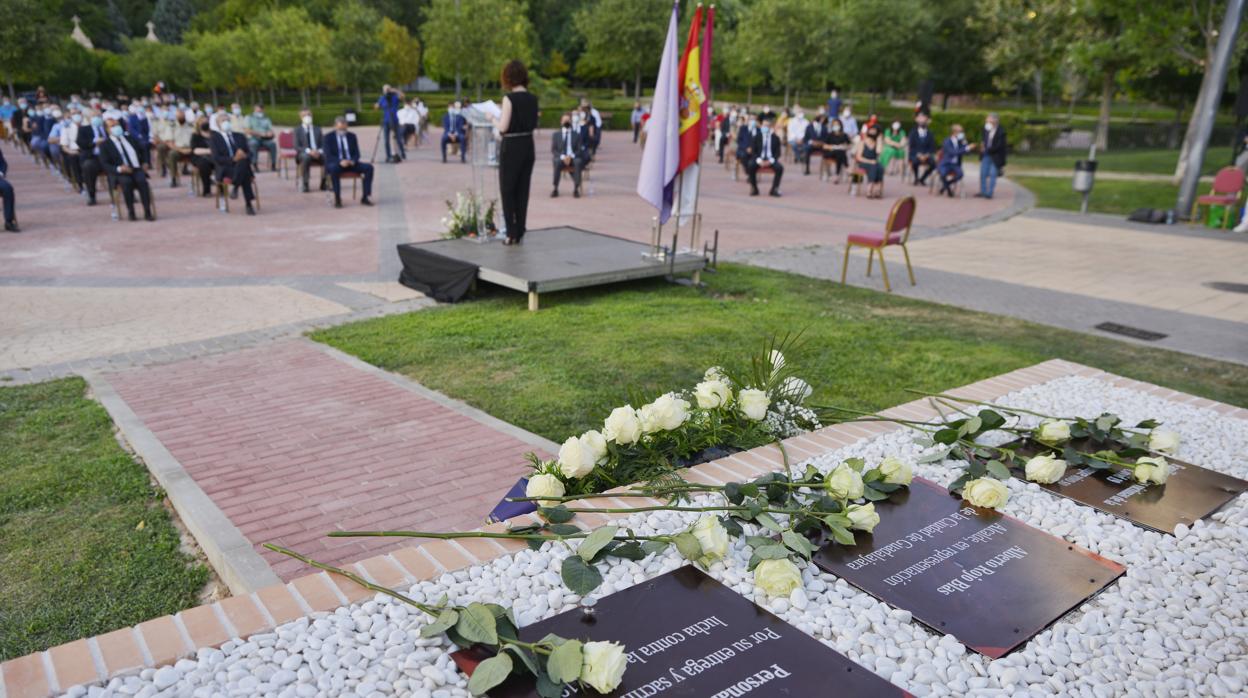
[66,376,1248,697]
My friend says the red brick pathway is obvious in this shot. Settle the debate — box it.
[106,340,546,580]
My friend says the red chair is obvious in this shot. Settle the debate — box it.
[278,130,298,183]
[841,196,917,292]
[1191,166,1245,228]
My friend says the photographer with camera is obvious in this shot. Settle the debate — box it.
[374,84,405,164]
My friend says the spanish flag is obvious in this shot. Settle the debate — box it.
[677,5,705,174]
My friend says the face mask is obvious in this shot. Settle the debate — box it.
[762,126,771,135]
[891,122,901,131]
[231,107,241,116]
[302,115,313,125]
[831,125,841,133]
[91,117,103,128]
[205,107,214,115]
[221,121,232,132]
[957,133,965,142]
[72,114,82,124]
[109,125,124,137]
[27,109,35,117]
[255,110,263,117]
[748,121,757,129]
[52,111,62,119]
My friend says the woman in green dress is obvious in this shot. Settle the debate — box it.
[880,120,908,176]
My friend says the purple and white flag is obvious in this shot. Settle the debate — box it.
[636,1,681,224]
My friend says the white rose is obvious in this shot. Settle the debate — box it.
[1134,456,1170,485]
[825,463,865,500]
[557,436,595,479]
[704,366,728,382]
[581,430,608,465]
[691,515,730,563]
[638,394,691,433]
[694,379,733,409]
[753,558,802,597]
[879,456,913,485]
[1148,429,1180,456]
[1023,454,1067,484]
[779,376,812,404]
[602,405,641,445]
[580,641,627,694]
[738,388,769,420]
[846,502,880,533]
[962,477,1010,509]
[525,473,565,507]
[1035,419,1072,446]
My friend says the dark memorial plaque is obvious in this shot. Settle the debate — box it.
[1007,438,1248,534]
[454,566,908,697]
[812,477,1125,658]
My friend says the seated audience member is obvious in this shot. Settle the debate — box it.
[188,116,215,196]
[245,104,278,172]
[759,104,777,123]
[398,100,421,146]
[164,109,194,187]
[0,144,18,232]
[294,109,326,193]
[76,113,108,205]
[787,109,809,167]
[823,118,852,183]
[324,116,374,208]
[909,113,937,186]
[716,107,733,163]
[209,113,257,215]
[803,114,828,176]
[126,103,151,166]
[415,98,429,144]
[60,110,83,191]
[441,101,466,163]
[853,124,885,199]
[881,121,907,175]
[580,99,602,157]
[937,124,974,197]
[47,108,67,169]
[745,117,784,197]
[150,108,174,179]
[99,115,154,220]
[551,112,589,198]
[736,114,759,168]
[839,106,859,140]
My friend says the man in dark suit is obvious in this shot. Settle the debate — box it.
[76,114,109,205]
[0,145,18,232]
[209,113,256,215]
[324,116,374,208]
[745,117,784,197]
[977,113,1007,199]
[294,108,326,193]
[736,116,758,170]
[440,102,466,163]
[550,112,588,198]
[908,113,937,186]
[803,115,829,176]
[99,116,154,221]
[937,124,974,198]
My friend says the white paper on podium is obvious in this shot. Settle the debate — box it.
[472,100,501,119]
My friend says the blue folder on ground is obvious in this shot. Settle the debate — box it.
[487,477,539,523]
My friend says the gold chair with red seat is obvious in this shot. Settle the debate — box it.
[841,195,917,293]
[278,130,299,184]
[1190,166,1245,228]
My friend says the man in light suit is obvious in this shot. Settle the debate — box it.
[294,108,326,193]
[440,102,466,163]
[0,145,18,232]
[209,113,256,215]
[324,116,374,208]
[99,116,154,220]
[745,117,784,197]
[550,112,588,198]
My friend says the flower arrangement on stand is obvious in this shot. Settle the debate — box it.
[525,341,823,503]
[441,193,499,240]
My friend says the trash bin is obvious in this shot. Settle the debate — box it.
[1072,160,1097,193]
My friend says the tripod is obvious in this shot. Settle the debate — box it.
[368,124,381,164]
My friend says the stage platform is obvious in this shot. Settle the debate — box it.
[403,227,707,310]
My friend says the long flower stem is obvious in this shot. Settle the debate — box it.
[265,543,441,617]
[328,530,672,543]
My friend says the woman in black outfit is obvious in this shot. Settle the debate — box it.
[188,116,215,197]
[494,60,538,245]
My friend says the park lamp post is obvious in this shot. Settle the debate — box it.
[1175,0,1245,220]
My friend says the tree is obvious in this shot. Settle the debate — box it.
[105,0,131,52]
[120,38,197,94]
[422,0,533,99]
[332,0,386,109]
[736,0,834,107]
[152,0,194,43]
[188,29,251,103]
[529,0,591,69]
[722,27,767,105]
[252,7,332,106]
[379,17,421,86]
[41,36,101,96]
[0,0,56,98]
[831,0,932,105]
[573,0,669,98]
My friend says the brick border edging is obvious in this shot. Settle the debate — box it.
[7,359,1245,697]
[82,371,283,596]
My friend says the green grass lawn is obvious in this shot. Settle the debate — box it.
[1012,176,1187,216]
[1010,147,1232,175]
[0,379,210,662]
[311,265,1248,443]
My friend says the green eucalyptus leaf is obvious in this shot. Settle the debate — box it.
[466,653,512,696]
[546,639,583,684]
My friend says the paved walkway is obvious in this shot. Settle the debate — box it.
[737,209,1248,364]
[1008,168,1212,182]
[104,339,555,582]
